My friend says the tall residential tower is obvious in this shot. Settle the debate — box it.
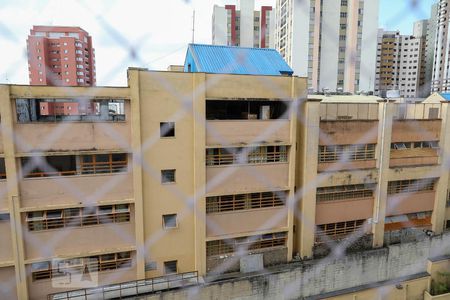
[375,21,428,99]
[432,0,450,92]
[275,0,379,93]
[27,26,96,86]
[212,0,275,48]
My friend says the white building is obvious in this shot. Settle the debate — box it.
[275,0,379,94]
[375,22,427,99]
[212,0,275,48]
[431,0,450,92]
[425,3,438,94]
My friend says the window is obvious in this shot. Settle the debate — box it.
[0,213,10,221]
[316,184,375,202]
[387,178,437,194]
[206,100,289,120]
[162,214,178,229]
[0,159,6,179]
[315,219,365,243]
[164,260,178,274]
[80,153,128,174]
[161,169,176,183]
[27,204,130,231]
[160,122,175,137]
[318,144,376,163]
[429,107,440,119]
[16,98,126,123]
[206,191,286,213]
[206,232,287,257]
[206,146,288,166]
[145,261,157,271]
[31,251,132,281]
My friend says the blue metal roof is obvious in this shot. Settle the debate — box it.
[440,93,450,101]
[184,44,293,76]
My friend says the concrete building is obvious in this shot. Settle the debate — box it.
[375,24,427,99]
[1,45,450,299]
[275,0,379,94]
[212,0,275,48]
[27,26,96,86]
[432,0,450,92]
[425,3,438,94]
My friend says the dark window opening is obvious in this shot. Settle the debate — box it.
[21,155,77,177]
[161,169,176,183]
[16,98,125,123]
[0,159,5,179]
[21,153,128,178]
[162,214,178,228]
[206,100,289,120]
[160,122,175,137]
[164,260,177,274]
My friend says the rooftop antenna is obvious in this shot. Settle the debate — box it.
[192,10,195,43]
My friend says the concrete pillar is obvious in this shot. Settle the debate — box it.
[296,99,320,259]
[432,102,450,233]
[128,70,146,279]
[286,77,303,261]
[372,100,394,248]
[0,85,28,299]
[192,72,207,276]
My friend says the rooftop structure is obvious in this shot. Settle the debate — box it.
[184,44,293,76]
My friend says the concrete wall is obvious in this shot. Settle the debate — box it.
[141,233,450,300]
[206,163,289,195]
[206,120,291,146]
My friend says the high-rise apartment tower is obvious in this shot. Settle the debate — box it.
[27,26,96,86]
[212,0,275,48]
[275,0,379,93]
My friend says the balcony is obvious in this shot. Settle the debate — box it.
[205,99,291,146]
[206,207,288,237]
[391,120,441,143]
[14,98,130,152]
[318,159,377,172]
[386,191,435,216]
[27,253,137,300]
[23,210,135,260]
[206,120,290,146]
[317,144,377,172]
[20,172,133,208]
[206,163,289,195]
[316,197,374,224]
[390,147,439,168]
[319,120,379,145]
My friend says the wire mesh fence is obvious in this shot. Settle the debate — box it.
[0,0,450,300]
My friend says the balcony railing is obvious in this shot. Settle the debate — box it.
[47,271,199,300]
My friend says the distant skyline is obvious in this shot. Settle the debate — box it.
[0,0,438,86]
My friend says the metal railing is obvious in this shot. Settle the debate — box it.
[47,271,199,300]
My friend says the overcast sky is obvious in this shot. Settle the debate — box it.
[0,0,436,86]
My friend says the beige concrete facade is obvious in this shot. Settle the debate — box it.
[1,71,450,299]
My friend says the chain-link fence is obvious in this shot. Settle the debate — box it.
[1,1,449,300]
